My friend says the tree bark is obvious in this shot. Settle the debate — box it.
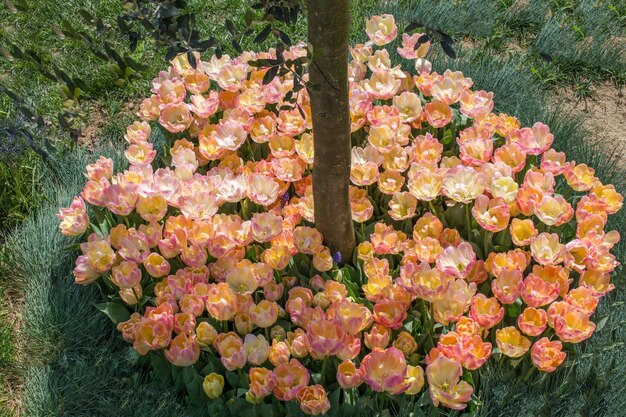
[307,0,355,261]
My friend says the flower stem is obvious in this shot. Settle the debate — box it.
[465,203,472,241]
[238,368,247,388]
[321,357,329,385]
[483,231,491,259]
[428,200,438,217]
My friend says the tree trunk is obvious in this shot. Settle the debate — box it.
[307,0,355,262]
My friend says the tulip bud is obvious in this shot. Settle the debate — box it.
[202,373,224,399]
[271,325,287,341]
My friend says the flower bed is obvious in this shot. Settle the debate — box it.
[56,15,623,416]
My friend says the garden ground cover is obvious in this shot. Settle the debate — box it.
[0,1,625,416]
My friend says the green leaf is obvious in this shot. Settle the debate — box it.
[413,403,427,417]
[441,41,457,59]
[443,203,465,229]
[225,370,241,389]
[207,397,227,414]
[228,397,255,416]
[285,401,303,416]
[339,402,357,417]
[506,303,521,318]
[468,242,484,260]
[256,403,275,417]
[171,365,186,391]
[263,65,279,85]
[94,302,130,324]
[595,316,609,332]
[442,129,454,145]
[183,366,206,406]
[405,21,424,32]
[254,24,272,44]
[244,9,255,26]
[327,388,341,416]
[90,205,108,227]
[150,353,172,383]
[417,389,432,406]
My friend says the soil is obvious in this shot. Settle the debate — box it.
[79,105,109,150]
[553,82,626,167]
[0,287,24,417]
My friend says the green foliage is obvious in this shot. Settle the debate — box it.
[376,0,625,89]
[0,0,127,130]
[427,47,626,417]
[8,46,625,416]
[0,151,45,231]
[0,0,307,144]
[2,1,625,416]
[0,289,16,417]
[0,145,190,417]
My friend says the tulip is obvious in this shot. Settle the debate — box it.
[518,307,548,337]
[496,327,531,358]
[337,359,363,389]
[360,347,409,394]
[272,358,310,401]
[202,373,224,400]
[531,337,566,372]
[365,15,398,46]
[214,332,246,371]
[297,385,331,416]
[426,355,473,410]
[248,367,275,400]
[243,334,270,365]
[249,300,279,328]
[469,294,504,329]
[164,333,200,367]
[307,318,347,359]
[196,322,218,347]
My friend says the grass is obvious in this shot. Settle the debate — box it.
[383,0,625,93]
[0,293,16,417]
[0,152,46,231]
[0,0,625,416]
[0,147,188,417]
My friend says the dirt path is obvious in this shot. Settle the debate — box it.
[554,83,625,167]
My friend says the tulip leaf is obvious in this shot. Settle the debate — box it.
[595,316,609,332]
[417,389,432,406]
[225,370,241,389]
[339,402,358,417]
[404,21,424,33]
[94,302,130,324]
[284,401,301,416]
[417,33,430,44]
[183,367,205,406]
[506,303,521,317]
[442,129,454,145]
[413,403,427,417]
[150,352,172,383]
[207,398,227,414]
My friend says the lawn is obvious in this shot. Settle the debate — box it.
[0,0,624,416]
